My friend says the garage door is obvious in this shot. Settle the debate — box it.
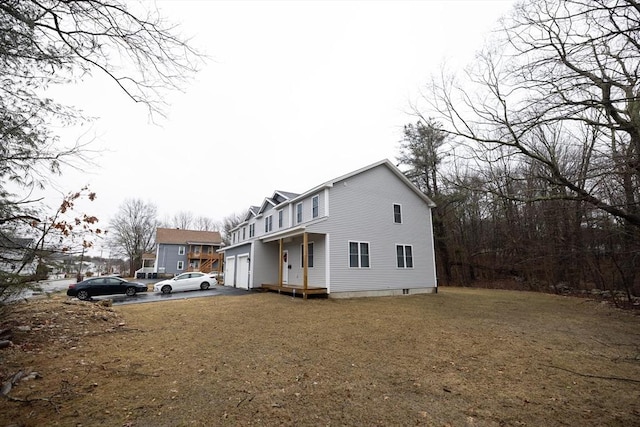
[236,254,250,289]
[225,256,236,287]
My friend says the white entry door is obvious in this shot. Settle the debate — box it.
[237,254,249,289]
[225,256,236,287]
[282,250,289,284]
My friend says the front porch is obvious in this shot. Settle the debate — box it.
[259,229,327,299]
[259,283,327,298]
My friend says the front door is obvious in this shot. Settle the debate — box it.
[282,250,289,284]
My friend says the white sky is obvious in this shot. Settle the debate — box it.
[39,0,514,249]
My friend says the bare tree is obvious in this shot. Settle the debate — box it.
[170,211,195,230]
[422,0,640,298]
[194,216,219,232]
[0,1,202,289]
[427,0,640,227]
[108,199,158,277]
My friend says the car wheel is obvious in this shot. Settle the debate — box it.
[125,287,137,296]
[76,290,90,301]
[200,282,210,290]
[161,285,172,294]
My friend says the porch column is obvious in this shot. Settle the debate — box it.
[278,238,283,291]
[303,232,308,300]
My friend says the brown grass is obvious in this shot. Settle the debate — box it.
[1,287,639,426]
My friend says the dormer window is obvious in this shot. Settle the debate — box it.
[312,195,319,218]
[296,202,303,223]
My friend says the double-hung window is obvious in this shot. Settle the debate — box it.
[296,203,303,223]
[177,261,184,270]
[312,195,319,218]
[396,244,413,268]
[278,210,283,228]
[300,242,314,268]
[178,246,185,255]
[265,215,273,233]
[393,204,402,224]
[349,241,370,268]
[249,223,255,238]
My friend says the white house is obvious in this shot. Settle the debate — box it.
[220,159,438,298]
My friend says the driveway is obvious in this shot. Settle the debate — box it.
[21,278,253,305]
[98,283,252,305]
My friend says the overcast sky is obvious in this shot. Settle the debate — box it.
[40,0,514,249]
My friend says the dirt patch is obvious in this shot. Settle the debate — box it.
[1,288,639,426]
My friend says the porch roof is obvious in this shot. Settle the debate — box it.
[259,225,307,243]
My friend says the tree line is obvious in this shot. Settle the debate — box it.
[400,0,640,303]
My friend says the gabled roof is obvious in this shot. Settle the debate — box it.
[156,228,222,245]
[289,159,436,207]
[244,206,261,222]
[273,190,298,204]
[257,190,300,215]
[258,197,277,215]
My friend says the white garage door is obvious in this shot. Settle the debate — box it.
[237,254,250,289]
[225,256,236,287]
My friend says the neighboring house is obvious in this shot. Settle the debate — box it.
[153,228,223,277]
[220,159,438,298]
[135,253,157,278]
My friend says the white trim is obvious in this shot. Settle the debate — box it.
[395,243,414,269]
[348,240,371,268]
[393,203,403,224]
[325,233,331,292]
[427,209,438,289]
[324,188,330,217]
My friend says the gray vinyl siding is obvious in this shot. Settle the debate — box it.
[309,164,436,293]
[292,192,326,225]
[281,234,326,287]
[251,241,280,287]
[156,243,187,275]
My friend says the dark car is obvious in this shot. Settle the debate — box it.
[67,277,148,301]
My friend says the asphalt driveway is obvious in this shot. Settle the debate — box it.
[24,278,253,305]
[100,283,252,305]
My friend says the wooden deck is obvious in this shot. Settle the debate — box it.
[259,283,327,298]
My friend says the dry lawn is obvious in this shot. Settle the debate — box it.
[1,287,639,426]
